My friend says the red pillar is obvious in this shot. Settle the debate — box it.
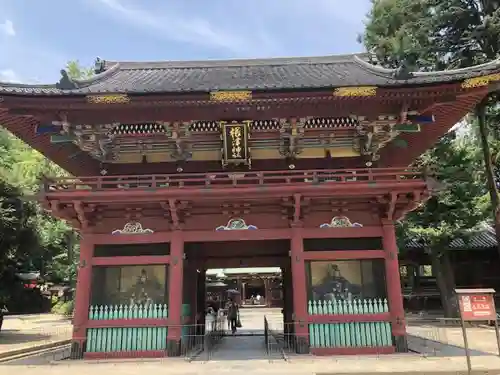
[290,227,309,353]
[382,220,407,351]
[167,230,184,355]
[71,232,93,358]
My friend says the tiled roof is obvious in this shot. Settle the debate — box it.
[1,54,500,96]
[405,225,497,250]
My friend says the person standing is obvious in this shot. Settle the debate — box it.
[227,300,239,335]
[256,294,261,305]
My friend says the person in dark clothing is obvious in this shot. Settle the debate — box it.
[227,300,239,334]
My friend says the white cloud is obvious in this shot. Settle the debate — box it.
[88,0,277,55]
[86,0,370,58]
[0,29,69,83]
[0,19,15,37]
[0,69,20,83]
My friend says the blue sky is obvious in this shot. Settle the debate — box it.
[0,0,371,84]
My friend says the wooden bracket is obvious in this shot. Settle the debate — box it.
[57,111,70,133]
[393,190,422,220]
[168,198,181,230]
[50,200,80,229]
[73,201,89,230]
[292,193,302,226]
[399,103,409,124]
[386,192,398,220]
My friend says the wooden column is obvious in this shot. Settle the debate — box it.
[71,232,93,359]
[382,220,407,352]
[167,231,184,356]
[290,227,309,353]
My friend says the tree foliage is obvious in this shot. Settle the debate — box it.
[362,0,500,69]
[398,132,489,315]
[65,61,94,80]
[363,0,500,315]
[0,61,89,309]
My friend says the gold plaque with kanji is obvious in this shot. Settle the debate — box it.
[221,121,250,166]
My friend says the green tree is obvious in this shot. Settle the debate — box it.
[397,133,488,316]
[362,0,500,257]
[65,60,94,80]
[0,60,91,309]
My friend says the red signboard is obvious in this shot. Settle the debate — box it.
[458,294,496,321]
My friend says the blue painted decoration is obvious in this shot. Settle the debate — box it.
[216,218,258,231]
[320,216,362,228]
[406,114,435,124]
[36,124,61,135]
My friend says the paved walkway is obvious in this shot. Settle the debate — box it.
[5,308,500,373]
[407,324,500,356]
[0,314,72,357]
[5,355,500,374]
[210,336,269,360]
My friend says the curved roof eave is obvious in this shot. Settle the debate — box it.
[0,53,499,97]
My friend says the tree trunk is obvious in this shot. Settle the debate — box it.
[429,247,456,317]
[441,250,458,317]
[476,101,500,258]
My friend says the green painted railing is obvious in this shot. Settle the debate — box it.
[89,303,169,320]
[308,299,392,348]
[87,304,169,353]
[86,304,192,353]
[87,326,168,352]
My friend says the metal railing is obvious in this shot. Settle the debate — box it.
[264,316,270,355]
[42,168,424,193]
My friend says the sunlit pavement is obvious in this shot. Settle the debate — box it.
[4,309,500,374]
[5,355,500,374]
[0,314,71,357]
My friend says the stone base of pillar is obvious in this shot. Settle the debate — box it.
[166,339,182,357]
[394,335,408,353]
[70,340,85,359]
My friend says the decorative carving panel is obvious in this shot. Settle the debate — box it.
[108,122,168,136]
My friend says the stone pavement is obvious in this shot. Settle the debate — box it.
[407,324,500,355]
[5,355,500,375]
[0,314,72,358]
[210,336,268,360]
[237,307,283,333]
[5,308,500,373]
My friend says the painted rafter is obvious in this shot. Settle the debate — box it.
[221,202,251,217]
